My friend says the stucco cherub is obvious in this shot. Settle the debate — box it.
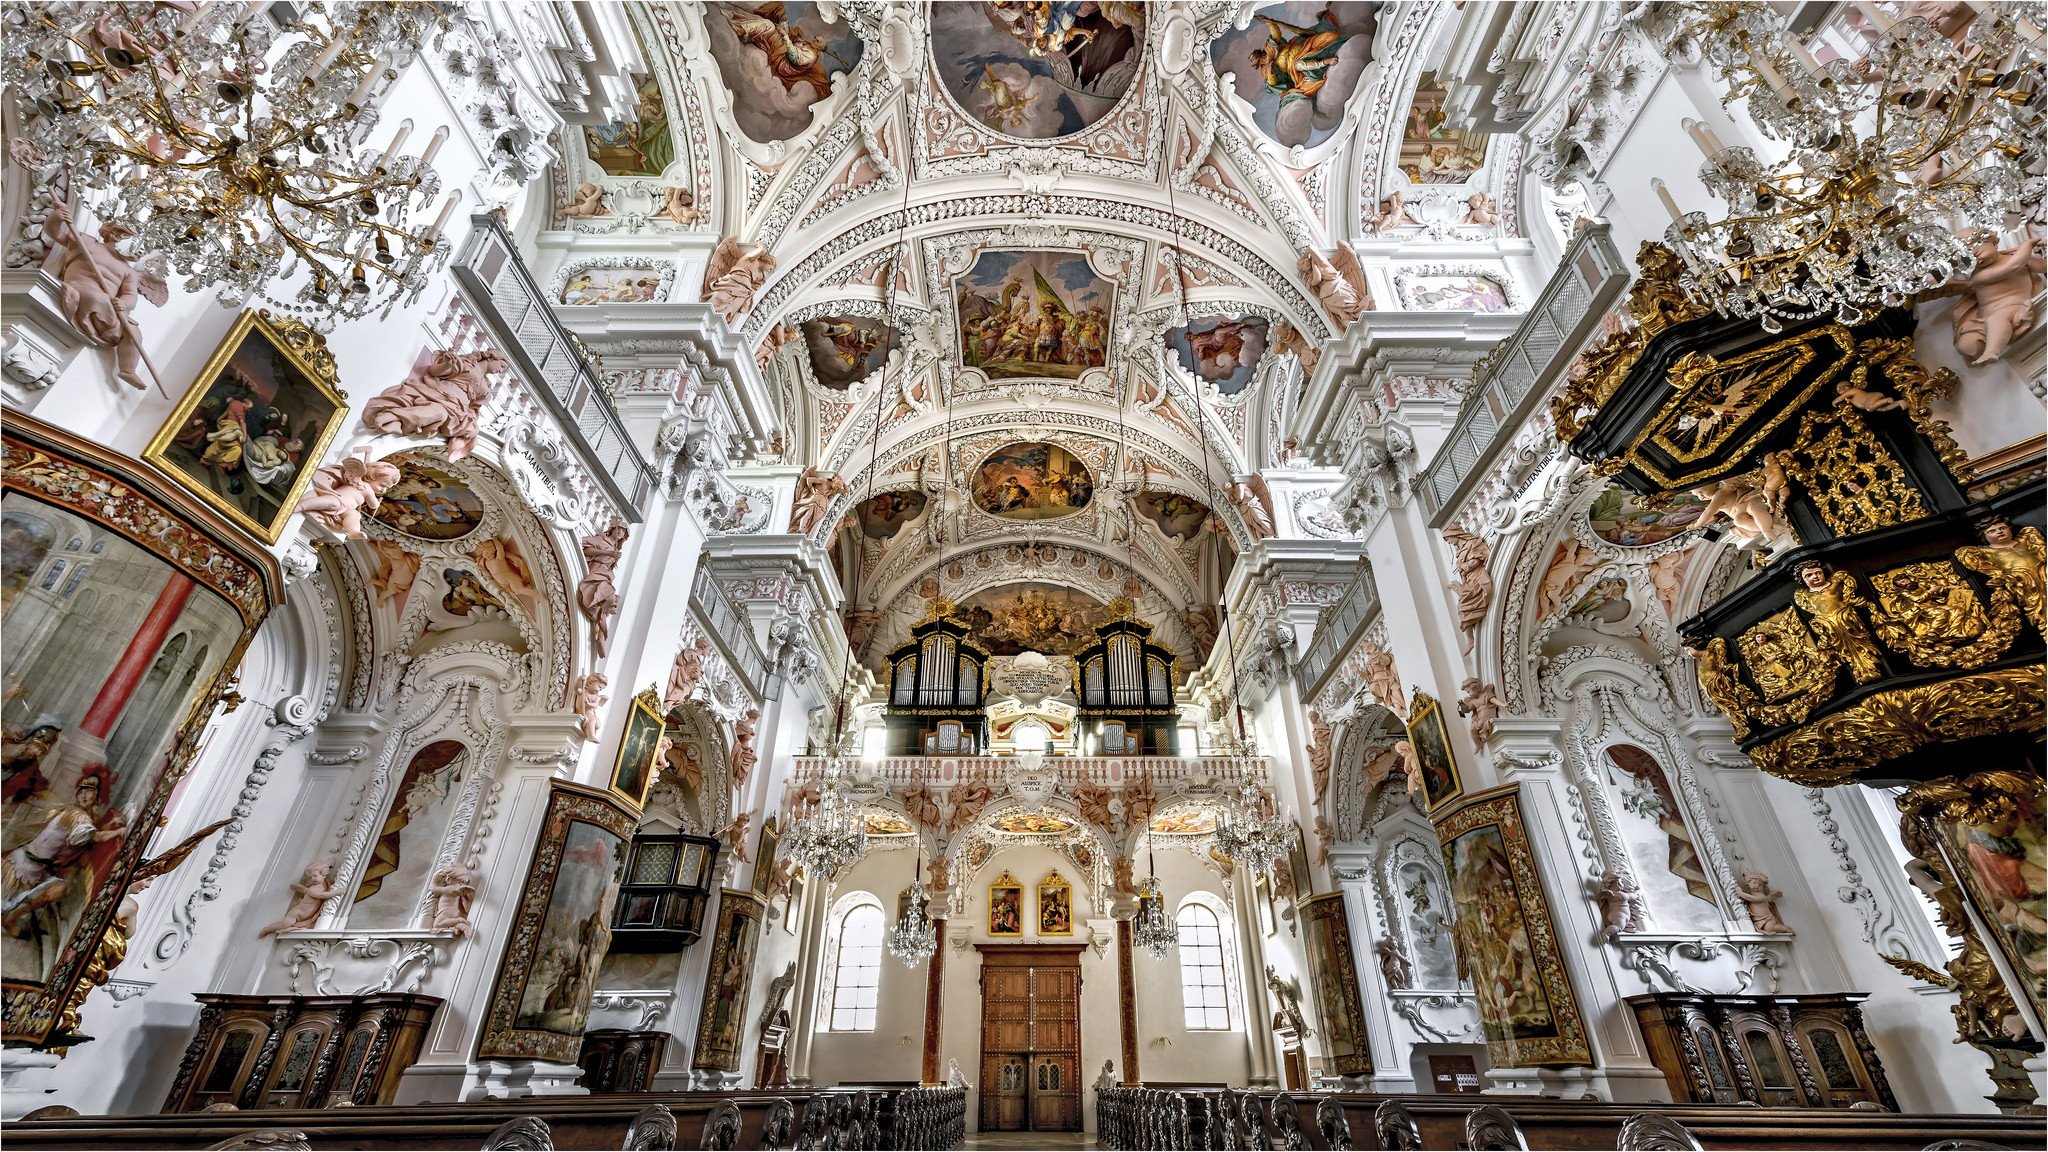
[256,860,340,936]
[428,863,478,937]
[1736,871,1795,934]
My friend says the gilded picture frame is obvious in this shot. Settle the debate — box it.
[1299,892,1372,1076]
[1406,690,1464,813]
[608,688,665,810]
[141,309,348,545]
[475,781,636,1063]
[2,416,278,1049]
[693,889,767,1072]
[753,816,780,898]
[988,870,1024,937]
[1037,871,1074,936]
[1435,783,1593,1067]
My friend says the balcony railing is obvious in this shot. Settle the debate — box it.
[1295,570,1381,703]
[1417,223,1629,526]
[690,562,770,697]
[451,215,656,520]
[790,755,1271,787]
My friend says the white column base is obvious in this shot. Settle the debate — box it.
[525,1061,589,1097]
[0,1049,64,1120]
[2024,1054,2047,1107]
[1481,1065,1606,1098]
[465,1060,534,1100]
[1366,1074,1419,1093]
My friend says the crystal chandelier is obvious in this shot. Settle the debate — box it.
[3,1,462,330]
[1651,1,2043,331]
[1132,843,1176,959]
[887,849,937,967]
[1212,771,1289,879]
[784,765,869,885]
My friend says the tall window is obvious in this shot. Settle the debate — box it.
[826,897,885,1032]
[1177,899,1234,1030]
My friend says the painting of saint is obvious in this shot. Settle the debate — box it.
[1438,787,1592,1066]
[1038,873,1074,935]
[1588,484,1707,548]
[693,891,767,1071]
[1,492,244,989]
[989,872,1024,936]
[854,490,928,539]
[370,461,486,542]
[1937,797,2046,1019]
[1405,692,1462,812]
[351,740,468,925]
[1605,745,1721,933]
[801,315,898,389]
[513,821,627,1036]
[1300,893,1370,1074]
[1400,70,1490,183]
[146,311,345,543]
[1405,275,1512,313]
[609,691,667,810]
[1211,3,1381,150]
[561,268,666,305]
[703,3,864,145]
[956,252,1112,380]
[1135,492,1211,541]
[971,442,1095,520]
[957,583,1110,656]
[932,3,1145,139]
[1398,861,1461,990]
[1168,315,1269,394]
[585,75,675,177]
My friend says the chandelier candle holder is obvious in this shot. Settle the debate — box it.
[783,763,869,886]
[3,1,462,329]
[889,850,937,967]
[1132,840,1175,959]
[1654,0,2043,331]
[1212,770,1289,879]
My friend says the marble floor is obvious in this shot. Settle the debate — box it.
[959,1131,1099,1150]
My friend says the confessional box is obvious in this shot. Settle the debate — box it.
[577,1029,668,1093]
[1627,992,1896,1110]
[166,992,440,1112]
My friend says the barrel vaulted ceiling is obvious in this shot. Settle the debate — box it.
[547,1,1533,665]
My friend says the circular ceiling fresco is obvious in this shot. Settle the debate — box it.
[372,461,486,541]
[931,2,1146,139]
[971,442,1093,521]
[1211,2,1380,150]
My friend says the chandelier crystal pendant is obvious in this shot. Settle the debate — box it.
[1212,771,1289,879]
[888,849,937,967]
[1132,836,1176,959]
[783,762,870,886]
[3,1,463,330]
[1654,0,2044,331]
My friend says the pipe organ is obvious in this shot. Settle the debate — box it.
[882,605,990,754]
[1074,614,1178,755]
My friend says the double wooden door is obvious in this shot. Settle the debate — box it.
[977,944,1083,1133]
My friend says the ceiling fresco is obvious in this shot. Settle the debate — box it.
[702,2,864,144]
[801,314,897,389]
[1212,3,1381,150]
[1168,315,1269,394]
[931,2,1146,139]
[971,442,1094,522]
[372,461,486,542]
[585,74,673,176]
[1400,69,1490,183]
[1135,491,1211,541]
[956,250,1112,380]
[854,490,928,539]
[957,583,1111,656]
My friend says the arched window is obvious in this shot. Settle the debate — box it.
[1176,897,1239,1031]
[825,895,886,1032]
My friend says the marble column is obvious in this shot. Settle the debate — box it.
[1116,915,1140,1086]
[920,917,947,1085]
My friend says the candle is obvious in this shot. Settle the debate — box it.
[231,0,269,31]
[1852,1,1895,34]
[1683,118,1716,157]
[376,119,412,169]
[1786,35,1824,77]
[344,64,379,109]
[176,1,219,36]
[1702,125,1727,154]
[1753,53,1793,95]
[417,125,449,167]
[1654,179,1689,229]
[309,33,348,79]
[422,189,463,242]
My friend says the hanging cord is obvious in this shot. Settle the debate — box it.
[830,107,920,754]
[1165,155,1254,754]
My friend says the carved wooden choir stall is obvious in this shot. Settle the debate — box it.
[1627,991,1898,1110]
[163,992,441,1111]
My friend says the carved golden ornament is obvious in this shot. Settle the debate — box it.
[1780,405,1929,536]
[1895,769,2045,832]
[1101,596,1139,623]
[1856,337,1971,481]
[256,310,340,385]
[1550,242,1713,444]
[1895,806,2037,1047]
[1692,637,1756,740]
[1791,569,1886,684]
[1744,666,2046,786]
[1734,608,1838,725]
[1866,560,2020,670]
[1955,524,2048,635]
[1651,339,1819,465]
[915,598,959,627]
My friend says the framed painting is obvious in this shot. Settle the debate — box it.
[1435,784,1592,1067]
[1299,893,1372,1076]
[1288,824,1314,901]
[783,867,806,935]
[476,781,636,1063]
[142,309,348,544]
[3,415,276,1048]
[1037,872,1074,936]
[609,689,665,809]
[988,871,1024,937]
[1899,778,2047,1027]
[1406,691,1463,813]
[753,816,780,898]
[693,889,767,1073]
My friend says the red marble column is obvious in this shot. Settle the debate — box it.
[1117,917,1140,1086]
[921,917,947,1086]
[79,572,196,739]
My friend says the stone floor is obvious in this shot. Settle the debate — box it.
[959,1131,1099,1150]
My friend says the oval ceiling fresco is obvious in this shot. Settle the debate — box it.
[801,314,897,389]
[1168,315,1268,394]
[372,461,486,541]
[972,442,1093,521]
[1211,3,1381,151]
[702,2,865,145]
[931,2,1146,139]
[1587,484,1707,548]
[855,490,928,539]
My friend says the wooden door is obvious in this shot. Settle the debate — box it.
[977,945,1084,1133]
